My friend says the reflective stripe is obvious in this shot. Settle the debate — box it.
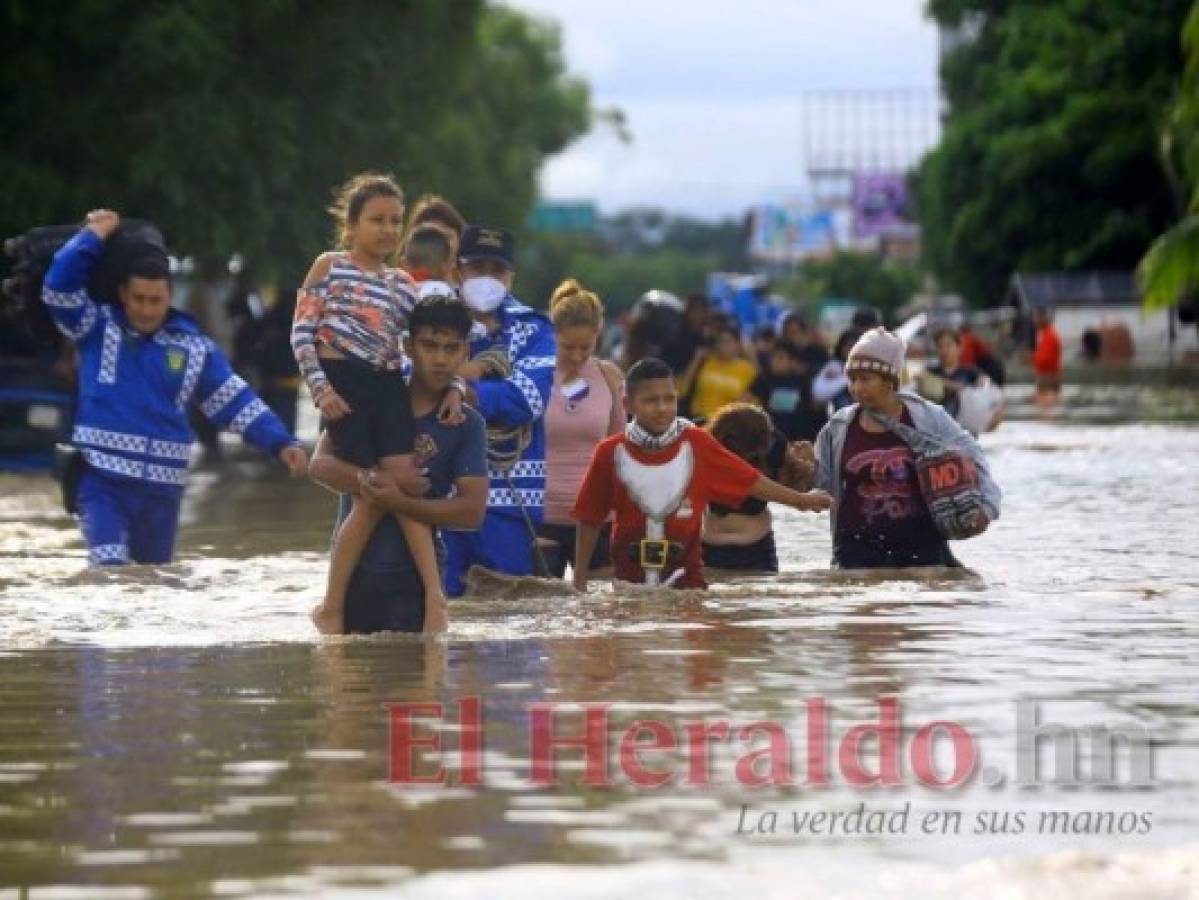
[81,448,143,480]
[516,355,556,371]
[228,398,268,435]
[148,439,192,461]
[506,320,539,359]
[98,318,121,383]
[487,487,545,508]
[42,288,87,309]
[74,426,147,454]
[199,374,248,418]
[81,448,187,486]
[74,427,191,462]
[175,336,207,409]
[145,463,187,486]
[64,303,99,340]
[88,544,129,566]
[488,460,546,481]
[511,370,544,418]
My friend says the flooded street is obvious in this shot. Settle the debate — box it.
[2,384,1198,898]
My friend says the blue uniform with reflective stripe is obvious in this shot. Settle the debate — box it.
[442,295,555,594]
[42,229,298,565]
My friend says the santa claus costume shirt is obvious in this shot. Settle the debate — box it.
[572,425,760,588]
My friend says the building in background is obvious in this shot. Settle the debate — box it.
[748,89,939,265]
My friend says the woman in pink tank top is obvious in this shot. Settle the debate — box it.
[539,279,625,579]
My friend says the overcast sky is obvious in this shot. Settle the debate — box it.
[503,0,941,220]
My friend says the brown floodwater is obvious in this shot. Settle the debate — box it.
[1,383,1197,898]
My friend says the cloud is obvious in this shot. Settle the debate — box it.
[506,0,940,217]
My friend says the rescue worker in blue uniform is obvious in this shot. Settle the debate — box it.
[41,209,308,566]
[444,226,555,596]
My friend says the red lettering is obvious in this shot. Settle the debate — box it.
[910,720,977,788]
[458,696,483,787]
[619,719,677,788]
[735,722,793,787]
[806,697,830,787]
[386,702,445,785]
[683,720,730,785]
[838,697,903,787]
[930,461,959,491]
[529,703,611,787]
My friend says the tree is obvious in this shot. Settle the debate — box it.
[918,0,1192,306]
[517,210,749,311]
[0,1,593,285]
[1138,4,1199,312]
[775,252,923,322]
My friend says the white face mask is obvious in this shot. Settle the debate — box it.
[461,276,507,313]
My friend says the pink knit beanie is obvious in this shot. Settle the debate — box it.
[845,327,906,382]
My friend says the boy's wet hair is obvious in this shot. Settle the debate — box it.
[409,294,473,340]
[625,357,674,397]
[707,402,771,466]
[402,223,456,271]
[122,254,170,285]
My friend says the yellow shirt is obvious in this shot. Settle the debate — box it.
[691,357,756,421]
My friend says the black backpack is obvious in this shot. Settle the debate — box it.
[4,218,169,310]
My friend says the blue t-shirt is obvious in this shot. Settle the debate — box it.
[334,405,487,573]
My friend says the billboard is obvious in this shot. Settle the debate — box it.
[747,204,843,262]
[851,173,910,238]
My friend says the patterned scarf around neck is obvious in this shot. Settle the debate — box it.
[626,416,690,451]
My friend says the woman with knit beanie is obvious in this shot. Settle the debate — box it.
[809,328,1002,569]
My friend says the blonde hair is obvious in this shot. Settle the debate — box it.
[328,172,404,249]
[549,278,604,331]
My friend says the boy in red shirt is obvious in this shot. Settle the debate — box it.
[572,357,833,590]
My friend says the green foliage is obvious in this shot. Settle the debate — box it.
[517,214,749,311]
[0,1,592,284]
[1139,3,1199,311]
[775,252,923,321]
[917,0,1192,306]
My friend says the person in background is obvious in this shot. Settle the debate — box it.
[751,338,827,441]
[957,322,1005,385]
[679,319,756,423]
[405,194,466,244]
[924,327,982,418]
[812,327,862,415]
[751,325,776,371]
[540,278,625,579]
[780,310,831,373]
[1031,307,1063,401]
[850,306,883,331]
[620,300,667,372]
[661,292,710,376]
[400,223,459,300]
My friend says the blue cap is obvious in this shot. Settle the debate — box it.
[459,226,515,268]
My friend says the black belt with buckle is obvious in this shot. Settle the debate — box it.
[624,539,684,571]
